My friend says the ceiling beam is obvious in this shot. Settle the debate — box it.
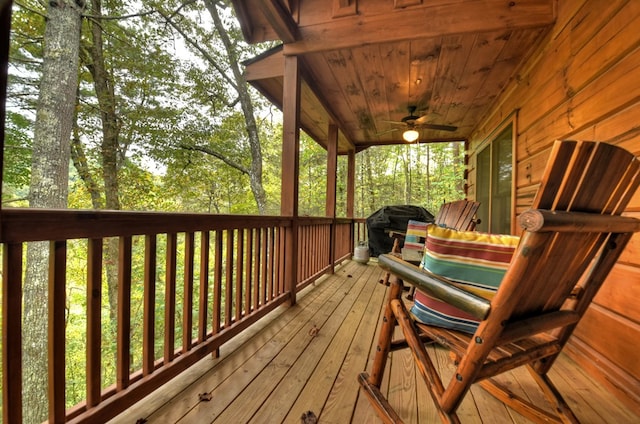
[298,58,356,152]
[257,0,299,44]
[283,0,555,55]
[244,46,284,81]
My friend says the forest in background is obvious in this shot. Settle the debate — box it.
[5,0,465,219]
[3,1,465,421]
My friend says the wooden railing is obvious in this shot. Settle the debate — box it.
[0,209,362,423]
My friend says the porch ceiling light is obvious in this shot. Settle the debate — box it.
[403,128,419,142]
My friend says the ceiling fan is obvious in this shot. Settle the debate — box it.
[381,106,458,142]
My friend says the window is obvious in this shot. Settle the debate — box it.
[476,122,513,234]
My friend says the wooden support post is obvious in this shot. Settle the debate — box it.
[282,54,301,305]
[326,123,338,273]
[346,149,355,219]
[49,240,67,423]
[326,123,338,217]
[3,243,22,424]
[0,0,12,234]
[346,149,356,252]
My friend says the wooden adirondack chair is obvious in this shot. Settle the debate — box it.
[381,199,480,287]
[359,140,640,423]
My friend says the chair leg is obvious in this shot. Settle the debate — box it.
[358,278,406,423]
[479,379,563,423]
[479,365,581,424]
[527,366,581,424]
[360,277,462,424]
[365,277,404,387]
[357,373,405,424]
[380,271,391,286]
[390,299,462,424]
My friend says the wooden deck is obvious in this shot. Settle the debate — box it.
[110,260,639,424]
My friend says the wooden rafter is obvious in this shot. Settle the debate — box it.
[257,0,298,44]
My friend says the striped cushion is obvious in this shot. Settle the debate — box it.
[410,225,519,333]
[403,220,428,250]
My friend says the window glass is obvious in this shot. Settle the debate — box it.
[476,124,512,234]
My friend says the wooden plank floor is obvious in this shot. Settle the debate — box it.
[110,260,639,424]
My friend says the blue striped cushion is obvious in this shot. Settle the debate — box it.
[410,225,519,333]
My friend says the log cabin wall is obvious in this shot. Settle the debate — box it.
[467,0,640,413]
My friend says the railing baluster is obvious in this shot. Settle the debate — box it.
[278,227,285,294]
[183,232,194,352]
[253,228,262,310]
[261,227,268,304]
[117,236,132,391]
[267,227,275,299]
[235,229,244,322]
[3,242,23,424]
[143,235,156,375]
[213,229,223,335]
[314,225,318,277]
[244,228,253,316]
[198,231,210,343]
[49,240,67,423]
[300,227,306,280]
[87,238,103,404]
[164,233,177,363]
[313,225,318,274]
[225,229,234,327]
[297,229,302,282]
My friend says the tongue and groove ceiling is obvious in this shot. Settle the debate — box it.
[233,0,556,154]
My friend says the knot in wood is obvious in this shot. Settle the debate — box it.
[308,325,319,337]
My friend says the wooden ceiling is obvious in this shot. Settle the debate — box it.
[233,0,556,154]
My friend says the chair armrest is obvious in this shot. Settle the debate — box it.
[386,229,406,239]
[378,254,491,320]
[519,209,640,233]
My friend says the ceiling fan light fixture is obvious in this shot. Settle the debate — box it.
[403,129,419,142]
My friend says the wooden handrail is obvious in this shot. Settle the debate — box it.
[0,208,294,242]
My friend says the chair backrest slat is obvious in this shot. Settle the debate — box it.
[434,199,480,231]
[495,141,640,320]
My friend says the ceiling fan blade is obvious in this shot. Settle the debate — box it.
[376,128,398,136]
[380,120,406,125]
[419,123,458,132]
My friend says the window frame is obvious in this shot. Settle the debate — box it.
[474,113,517,234]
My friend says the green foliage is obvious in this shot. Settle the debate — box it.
[299,132,327,216]
[2,111,32,205]
[355,142,466,217]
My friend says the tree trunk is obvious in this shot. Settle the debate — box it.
[403,145,411,204]
[85,0,122,346]
[23,1,84,422]
[204,0,267,214]
[71,106,103,209]
[363,149,376,213]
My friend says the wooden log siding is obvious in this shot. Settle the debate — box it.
[468,0,640,413]
[0,209,358,423]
